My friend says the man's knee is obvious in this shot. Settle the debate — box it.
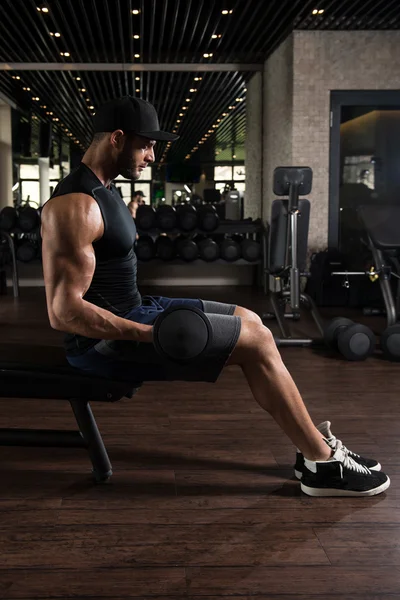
[228,319,276,365]
[234,305,263,326]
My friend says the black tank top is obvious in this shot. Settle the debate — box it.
[49,162,142,355]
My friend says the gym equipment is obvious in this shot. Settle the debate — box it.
[225,189,243,220]
[381,325,400,362]
[135,205,156,230]
[197,204,219,232]
[0,343,141,482]
[175,234,199,262]
[219,236,241,262]
[264,166,326,348]
[324,317,375,361]
[333,205,400,361]
[0,207,17,231]
[0,231,19,297]
[241,237,261,262]
[135,235,156,261]
[156,205,177,231]
[176,203,198,231]
[153,306,212,363]
[16,240,38,263]
[17,206,40,232]
[155,235,176,261]
[195,235,220,262]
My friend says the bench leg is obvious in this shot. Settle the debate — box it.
[69,400,112,483]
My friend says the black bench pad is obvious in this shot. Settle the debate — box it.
[358,205,400,250]
[0,344,141,401]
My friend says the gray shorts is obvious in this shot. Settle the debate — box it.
[67,296,241,384]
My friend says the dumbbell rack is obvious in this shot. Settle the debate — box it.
[137,219,267,269]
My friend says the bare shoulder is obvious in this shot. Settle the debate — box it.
[41,193,104,244]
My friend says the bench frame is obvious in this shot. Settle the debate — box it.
[0,365,140,482]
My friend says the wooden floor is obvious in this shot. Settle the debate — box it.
[0,286,399,599]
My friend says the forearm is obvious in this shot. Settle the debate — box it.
[51,297,152,343]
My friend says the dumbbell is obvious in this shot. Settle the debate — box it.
[176,204,198,231]
[153,306,212,364]
[175,234,199,262]
[135,235,156,261]
[324,317,375,361]
[17,206,40,232]
[0,207,17,231]
[219,236,242,262]
[197,204,219,232]
[156,205,177,231]
[155,235,176,261]
[380,325,400,361]
[135,205,156,230]
[194,234,220,262]
[16,240,38,262]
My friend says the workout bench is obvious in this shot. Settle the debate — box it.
[0,344,141,482]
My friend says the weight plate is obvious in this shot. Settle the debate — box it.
[337,323,375,361]
[324,317,354,348]
[381,324,400,362]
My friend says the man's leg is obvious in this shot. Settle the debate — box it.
[226,317,331,462]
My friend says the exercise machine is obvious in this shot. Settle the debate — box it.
[263,167,325,347]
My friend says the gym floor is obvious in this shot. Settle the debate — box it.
[0,286,399,598]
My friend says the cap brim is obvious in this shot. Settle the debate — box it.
[139,130,180,141]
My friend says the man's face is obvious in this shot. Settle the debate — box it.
[117,134,155,180]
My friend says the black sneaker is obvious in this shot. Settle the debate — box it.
[294,421,381,479]
[301,443,390,497]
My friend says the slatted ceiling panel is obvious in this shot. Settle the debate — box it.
[1,0,400,163]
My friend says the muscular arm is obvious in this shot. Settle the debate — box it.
[41,193,152,343]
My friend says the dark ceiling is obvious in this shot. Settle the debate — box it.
[0,0,399,166]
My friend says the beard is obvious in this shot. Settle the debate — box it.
[117,142,141,180]
[120,165,141,180]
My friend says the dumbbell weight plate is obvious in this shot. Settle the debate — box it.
[135,205,156,230]
[337,323,375,361]
[135,235,156,261]
[156,205,177,231]
[381,325,400,361]
[220,239,241,262]
[153,306,213,363]
[324,317,354,349]
[198,238,220,262]
[241,239,261,262]
[198,205,219,232]
[176,204,198,231]
[155,236,176,261]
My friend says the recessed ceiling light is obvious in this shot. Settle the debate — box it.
[136,89,140,92]
[221,9,228,14]
[186,98,191,102]
[182,106,188,110]
[133,34,140,39]
[54,32,61,37]
[189,88,197,92]
[41,7,49,13]
[134,53,140,58]
[135,76,140,80]
[229,105,234,109]
[132,9,140,14]
[203,53,213,58]
[179,113,184,116]
[318,8,324,13]
[222,112,228,116]
[80,88,86,92]
[177,120,181,123]
[89,105,94,109]
[75,77,81,81]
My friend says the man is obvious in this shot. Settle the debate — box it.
[41,96,389,497]
[127,190,146,218]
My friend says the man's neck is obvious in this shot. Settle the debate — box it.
[82,150,118,189]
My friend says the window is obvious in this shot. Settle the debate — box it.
[234,166,245,181]
[214,165,233,181]
[114,183,132,204]
[49,164,60,180]
[21,181,40,206]
[20,164,39,179]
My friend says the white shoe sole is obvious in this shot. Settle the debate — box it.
[301,475,390,497]
[295,462,381,481]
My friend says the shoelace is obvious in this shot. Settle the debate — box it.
[334,439,371,475]
[328,435,360,458]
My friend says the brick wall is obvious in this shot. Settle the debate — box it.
[263,30,400,251]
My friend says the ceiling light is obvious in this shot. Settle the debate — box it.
[222,112,228,116]
[194,77,202,81]
[135,76,140,80]
[133,34,140,39]
[134,53,140,58]
[50,32,54,36]
[86,98,90,102]
[136,89,140,92]
[182,106,188,110]
[221,9,229,14]
[12,75,21,80]
[177,120,181,123]
[229,105,234,109]
[41,7,49,12]
[179,113,183,116]
[318,9,324,13]
[132,9,140,14]
[75,77,81,81]
[54,32,61,37]
[189,88,197,92]
[186,98,191,102]
[233,154,236,158]
[212,34,222,39]
[203,53,213,58]
[41,105,46,108]
[23,87,31,91]
[80,88,86,92]
[32,97,40,101]
[89,105,94,109]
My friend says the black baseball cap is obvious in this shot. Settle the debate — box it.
[134,190,146,197]
[93,96,179,142]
